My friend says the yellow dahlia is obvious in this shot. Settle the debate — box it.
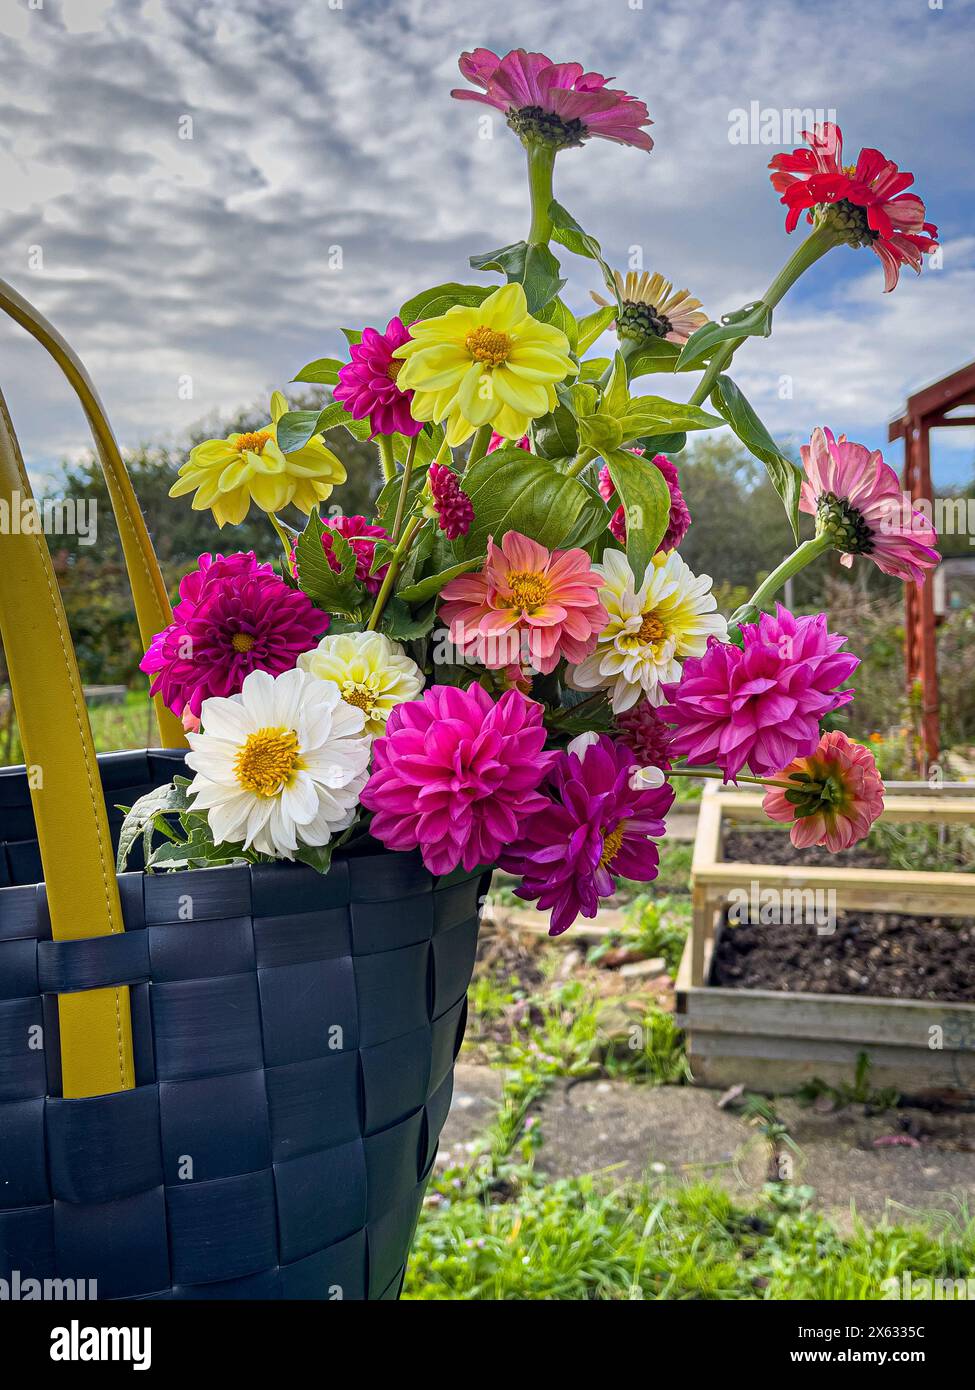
[170,391,347,527]
[297,631,423,738]
[592,270,707,346]
[392,282,576,446]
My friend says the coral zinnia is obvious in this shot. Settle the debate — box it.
[427,463,474,540]
[452,48,653,152]
[321,514,391,596]
[392,282,576,446]
[439,530,608,675]
[591,271,707,345]
[763,730,885,852]
[170,392,347,527]
[768,123,938,292]
[800,427,939,585]
[662,606,859,780]
[361,685,555,876]
[501,733,674,936]
[333,317,423,439]
[598,453,690,551]
[569,548,725,713]
[141,552,327,717]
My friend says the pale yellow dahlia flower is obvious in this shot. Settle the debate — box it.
[392,282,576,446]
[298,631,423,738]
[170,391,347,527]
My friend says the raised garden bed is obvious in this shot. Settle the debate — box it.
[676,784,975,1095]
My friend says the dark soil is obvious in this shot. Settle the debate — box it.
[722,828,890,870]
[712,913,975,1003]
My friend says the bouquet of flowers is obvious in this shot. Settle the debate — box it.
[122,47,940,937]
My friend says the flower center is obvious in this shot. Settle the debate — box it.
[821,197,879,249]
[234,727,303,798]
[465,325,512,367]
[234,430,272,455]
[637,611,666,645]
[618,302,674,343]
[231,632,256,653]
[815,492,875,555]
[341,681,378,715]
[506,570,550,611]
[507,105,587,151]
[600,821,627,869]
[387,358,404,383]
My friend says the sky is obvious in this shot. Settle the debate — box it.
[1,0,973,495]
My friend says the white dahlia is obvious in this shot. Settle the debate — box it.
[184,667,371,858]
[297,631,423,738]
[569,547,727,712]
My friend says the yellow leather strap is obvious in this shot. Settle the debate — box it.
[0,277,186,751]
[0,389,134,1097]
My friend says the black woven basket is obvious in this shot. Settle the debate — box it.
[0,749,488,1300]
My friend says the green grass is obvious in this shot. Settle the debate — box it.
[1,692,157,767]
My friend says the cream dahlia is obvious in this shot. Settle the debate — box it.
[298,631,423,738]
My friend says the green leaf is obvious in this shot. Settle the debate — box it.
[399,283,492,324]
[116,781,190,871]
[531,403,579,459]
[559,481,613,550]
[619,395,723,442]
[396,557,482,603]
[340,328,362,347]
[380,596,437,641]
[276,401,370,453]
[458,446,595,557]
[295,842,334,874]
[578,356,612,381]
[626,338,681,377]
[577,413,624,453]
[635,432,687,456]
[391,422,444,468]
[676,301,773,371]
[538,296,578,354]
[469,240,565,315]
[292,356,344,386]
[603,448,672,580]
[547,201,619,303]
[710,374,803,542]
[294,511,366,616]
[602,351,630,418]
[576,306,616,355]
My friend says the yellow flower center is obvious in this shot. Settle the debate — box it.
[387,359,403,382]
[506,570,550,611]
[231,632,256,653]
[234,430,272,455]
[637,611,666,645]
[465,325,512,367]
[234,727,303,798]
[600,821,627,869]
[341,681,378,715]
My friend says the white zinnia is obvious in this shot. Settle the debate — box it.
[569,548,727,713]
[184,667,372,859]
[298,631,423,738]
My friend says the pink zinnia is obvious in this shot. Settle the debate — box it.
[661,606,859,780]
[763,731,885,853]
[452,48,653,153]
[615,700,674,771]
[501,733,674,936]
[141,552,327,717]
[333,317,422,438]
[768,123,938,291]
[322,514,390,596]
[598,452,690,551]
[438,530,608,676]
[428,463,474,540]
[800,427,939,585]
[361,685,555,876]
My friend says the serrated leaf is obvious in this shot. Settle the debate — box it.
[396,557,482,603]
[457,446,595,557]
[292,356,344,386]
[710,374,802,542]
[294,511,365,616]
[469,239,565,315]
[604,449,672,580]
[676,301,773,371]
[399,283,493,325]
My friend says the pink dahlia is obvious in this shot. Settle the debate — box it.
[501,733,674,936]
[141,552,327,717]
[452,49,653,153]
[322,514,390,596]
[488,431,530,452]
[428,463,474,540]
[763,731,885,853]
[615,700,675,771]
[361,685,555,875]
[598,453,690,551]
[333,317,423,438]
[800,427,939,585]
[768,123,938,291]
[661,606,859,780]
[439,530,608,675]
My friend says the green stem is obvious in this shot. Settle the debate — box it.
[671,766,796,789]
[566,446,598,479]
[268,512,295,568]
[377,434,396,482]
[745,533,833,613]
[526,141,557,246]
[434,435,452,467]
[390,435,418,544]
[467,422,492,467]
[366,514,423,632]
[689,224,840,407]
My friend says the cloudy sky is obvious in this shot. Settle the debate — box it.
[1,0,973,495]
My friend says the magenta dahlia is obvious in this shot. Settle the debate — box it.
[141,552,327,717]
[501,733,674,936]
[361,685,555,875]
[333,317,423,438]
[598,453,690,551]
[661,606,859,780]
[615,700,675,771]
[428,463,474,540]
[452,49,653,152]
[322,515,390,596]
